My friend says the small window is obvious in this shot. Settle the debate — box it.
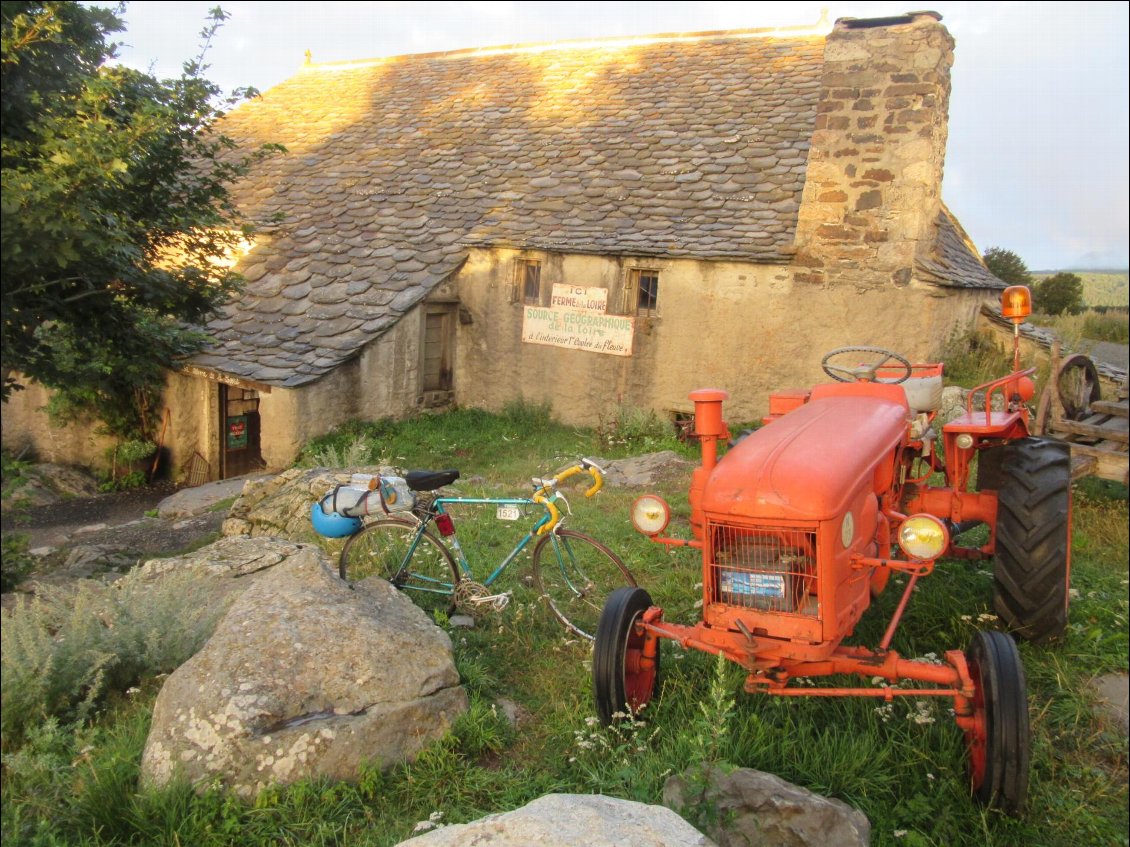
[516,259,542,305]
[629,268,660,317]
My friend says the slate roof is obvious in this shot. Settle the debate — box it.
[917,206,1006,290]
[191,28,826,387]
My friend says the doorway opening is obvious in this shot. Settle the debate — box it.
[220,384,265,478]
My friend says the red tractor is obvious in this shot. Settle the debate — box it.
[594,286,1070,815]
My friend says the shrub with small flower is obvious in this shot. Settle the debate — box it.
[568,709,660,794]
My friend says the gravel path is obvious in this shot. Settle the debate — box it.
[2,482,227,574]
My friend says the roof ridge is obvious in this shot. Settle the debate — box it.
[299,19,831,73]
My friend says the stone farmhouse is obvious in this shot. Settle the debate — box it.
[3,11,1003,480]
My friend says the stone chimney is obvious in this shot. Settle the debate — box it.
[793,11,954,289]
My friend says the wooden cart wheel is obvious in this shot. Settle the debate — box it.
[1055,353,1101,421]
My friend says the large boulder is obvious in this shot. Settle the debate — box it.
[664,767,870,847]
[397,793,714,847]
[137,535,308,607]
[141,545,468,798]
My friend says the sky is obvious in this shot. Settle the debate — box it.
[103,1,1130,272]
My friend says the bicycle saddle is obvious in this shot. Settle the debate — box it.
[405,469,460,491]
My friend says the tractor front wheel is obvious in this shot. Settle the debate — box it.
[979,438,1071,642]
[593,587,660,725]
[965,630,1030,815]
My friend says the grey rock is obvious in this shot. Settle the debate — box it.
[141,546,467,798]
[664,767,870,847]
[398,793,714,846]
[0,463,101,509]
[53,543,136,580]
[938,385,968,425]
[598,451,696,488]
[73,523,109,536]
[1092,673,1129,735]
[157,476,262,519]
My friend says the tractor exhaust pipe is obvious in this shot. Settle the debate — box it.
[688,389,730,542]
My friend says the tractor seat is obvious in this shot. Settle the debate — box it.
[901,375,943,414]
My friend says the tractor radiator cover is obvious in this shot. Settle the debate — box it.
[708,521,818,616]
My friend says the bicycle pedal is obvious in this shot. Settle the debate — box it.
[469,591,511,612]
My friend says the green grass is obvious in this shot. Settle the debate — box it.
[3,409,1127,847]
[1030,309,1130,347]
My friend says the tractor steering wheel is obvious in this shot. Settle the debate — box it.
[821,346,912,385]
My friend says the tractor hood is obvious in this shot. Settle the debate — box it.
[702,387,909,523]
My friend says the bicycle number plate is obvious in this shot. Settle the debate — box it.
[496,506,521,521]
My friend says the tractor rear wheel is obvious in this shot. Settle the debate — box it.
[979,438,1071,642]
[965,630,1030,815]
[593,587,659,725]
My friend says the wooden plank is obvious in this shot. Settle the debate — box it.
[1079,412,1113,426]
[1065,441,1128,460]
[1090,400,1128,418]
[1069,454,1097,480]
[1052,417,1129,444]
[1066,443,1129,486]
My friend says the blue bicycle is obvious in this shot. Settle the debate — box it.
[335,459,635,639]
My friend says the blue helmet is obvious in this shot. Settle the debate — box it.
[310,498,362,539]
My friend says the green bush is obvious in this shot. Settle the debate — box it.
[1082,310,1129,344]
[939,327,1013,388]
[1,533,35,592]
[595,404,673,452]
[1,569,227,745]
[1,450,32,501]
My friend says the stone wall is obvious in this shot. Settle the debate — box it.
[453,247,985,426]
[0,379,116,470]
[794,12,953,289]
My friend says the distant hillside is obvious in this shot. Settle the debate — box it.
[1031,270,1128,308]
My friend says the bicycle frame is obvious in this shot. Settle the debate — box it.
[410,493,559,588]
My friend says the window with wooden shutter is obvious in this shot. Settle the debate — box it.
[512,258,542,305]
[623,268,660,316]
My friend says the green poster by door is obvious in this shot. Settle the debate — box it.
[226,415,248,449]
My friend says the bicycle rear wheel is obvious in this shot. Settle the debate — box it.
[339,517,459,615]
[532,529,635,639]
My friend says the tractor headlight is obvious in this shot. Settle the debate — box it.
[897,515,949,561]
[631,495,671,536]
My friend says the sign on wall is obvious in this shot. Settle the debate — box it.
[226,415,248,450]
[522,284,634,357]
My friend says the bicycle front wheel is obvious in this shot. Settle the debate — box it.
[532,529,636,640]
[339,517,460,615]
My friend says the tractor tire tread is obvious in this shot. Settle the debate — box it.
[982,438,1071,643]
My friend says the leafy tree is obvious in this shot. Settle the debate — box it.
[1034,272,1085,316]
[982,247,1033,286]
[1,2,280,439]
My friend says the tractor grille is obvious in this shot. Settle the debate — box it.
[707,521,817,616]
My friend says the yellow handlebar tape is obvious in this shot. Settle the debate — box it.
[532,493,561,535]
